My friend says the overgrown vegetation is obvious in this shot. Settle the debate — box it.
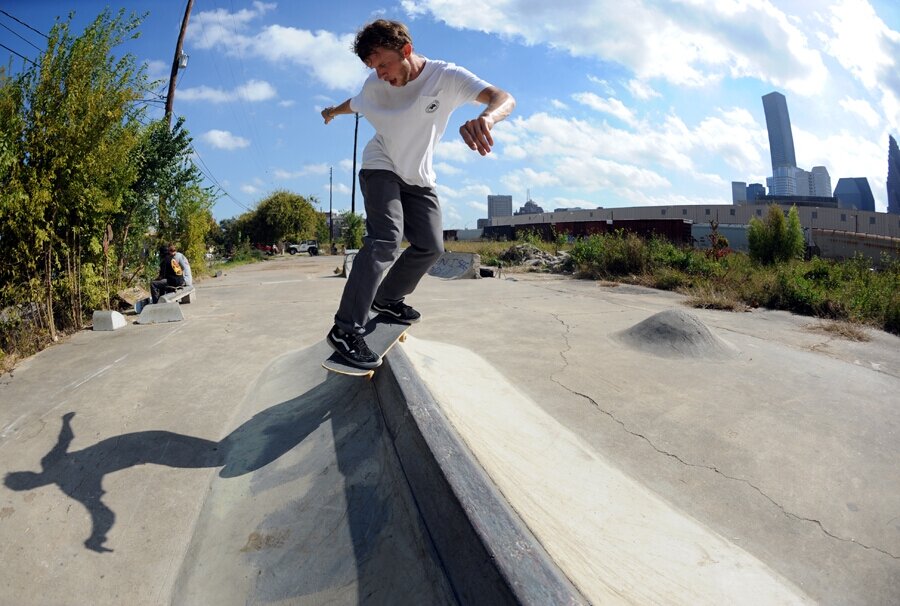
[569,230,899,335]
[0,10,216,369]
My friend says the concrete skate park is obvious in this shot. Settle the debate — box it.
[1,254,898,605]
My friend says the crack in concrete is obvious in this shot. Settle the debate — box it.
[546,311,900,562]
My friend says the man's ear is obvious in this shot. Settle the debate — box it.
[402,43,412,58]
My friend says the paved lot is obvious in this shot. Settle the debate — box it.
[0,255,898,604]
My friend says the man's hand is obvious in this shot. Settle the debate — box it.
[321,107,336,125]
[460,86,515,156]
[460,115,496,156]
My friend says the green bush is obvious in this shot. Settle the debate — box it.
[570,231,648,278]
[748,205,805,265]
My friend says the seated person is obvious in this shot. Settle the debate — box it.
[150,244,186,303]
[168,243,192,286]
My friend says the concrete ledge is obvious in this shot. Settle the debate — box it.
[161,285,195,304]
[136,302,184,325]
[92,310,127,331]
[374,347,586,605]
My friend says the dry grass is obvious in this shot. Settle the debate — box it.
[684,284,748,312]
[803,321,871,342]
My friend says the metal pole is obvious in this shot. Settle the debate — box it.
[351,113,359,214]
[165,0,194,127]
[329,166,334,243]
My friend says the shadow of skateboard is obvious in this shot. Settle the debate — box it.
[323,317,410,379]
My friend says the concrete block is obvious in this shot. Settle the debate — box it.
[136,302,184,325]
[92,310,127,331]
[428,252,481,279]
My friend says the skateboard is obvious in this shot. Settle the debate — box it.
[323,317,410,379]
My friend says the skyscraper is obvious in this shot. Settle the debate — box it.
[834,178,876,212]
[731,181,747,204]
[487,194,513,219]
[762,92,797,172]
[888,135,900,215]
[810,166,832,197]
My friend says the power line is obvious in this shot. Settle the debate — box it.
[0,9,48,40]
[0,20,42,53]
[0,41,37,67]
[189,141,253,213]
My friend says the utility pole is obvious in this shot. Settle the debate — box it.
[329,166,334,243]
[351,113,360,214]
[165,0,194,127]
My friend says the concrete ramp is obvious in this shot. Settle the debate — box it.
[428,252,480,279]
[403,336,812,605]
[171,342,455,605]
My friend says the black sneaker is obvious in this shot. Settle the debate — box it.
[371,300,421,324]
[327,325,382,369]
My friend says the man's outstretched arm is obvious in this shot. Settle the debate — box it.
[321,99,354,125]
[460,86,516,156]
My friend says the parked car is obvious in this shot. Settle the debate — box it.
[287,240,319,256]
[253,243,275,255]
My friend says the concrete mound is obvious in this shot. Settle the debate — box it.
[617,308,735,359]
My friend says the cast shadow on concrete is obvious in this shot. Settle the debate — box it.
[4,374,362,555]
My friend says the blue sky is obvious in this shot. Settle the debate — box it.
[3,1,899,226]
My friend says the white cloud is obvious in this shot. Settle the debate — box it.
[240,183,260,194]
[625,78,660,100]
[435,139,476,163]
[179,79,277,103]
[273,163,330,179]
[572,92,637,126]
[435,162,463,175]
[201,129,250,150]
[467,201,488,212]
[142,59,168,80]
[550,99,569,110]
[401,0,828,93]
[820,0,900,131]
[839,97,881,128]
[189,5,367,92]
[587,75,615,95]
[278,100,296,108]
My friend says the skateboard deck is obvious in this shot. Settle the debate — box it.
[323,317,410,379]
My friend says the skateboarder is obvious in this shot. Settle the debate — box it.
[322,19,515,368]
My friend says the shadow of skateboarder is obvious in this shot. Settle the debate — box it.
[4,376,347,554]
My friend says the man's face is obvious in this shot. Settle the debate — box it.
[168,247,176,255]
[365,45,412,87]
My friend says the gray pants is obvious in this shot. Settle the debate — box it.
[334,169,444,334]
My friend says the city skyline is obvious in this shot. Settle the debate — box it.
[3,1,899,226]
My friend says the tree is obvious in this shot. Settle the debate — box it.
[116,117,202,283]
[2,9,147,338]
[748,204,805,265]
[342,213,365,249]
[254,190,320,243]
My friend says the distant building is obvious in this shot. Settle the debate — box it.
[834,178,876,212]
[476,218,490,228]
[487,194,513,219]
[747,183,766,201]
[515,200,544,215]
[810,166,832,197]
[731,181,747,204]
[888,135,900,215]
[762,91,797,172]
[755,195,838,208]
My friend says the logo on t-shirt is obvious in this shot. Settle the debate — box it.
[425,100,440,113]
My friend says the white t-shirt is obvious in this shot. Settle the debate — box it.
[350,59,490,188]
